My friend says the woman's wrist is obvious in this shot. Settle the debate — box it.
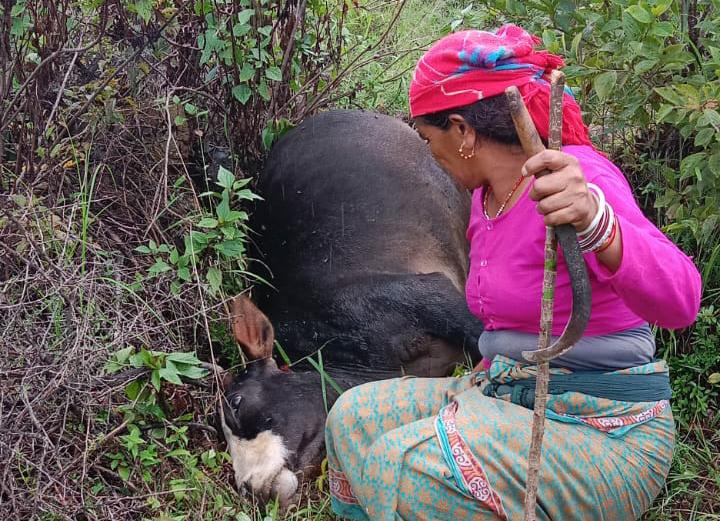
[577,183,604,234]
[594,221,623,273]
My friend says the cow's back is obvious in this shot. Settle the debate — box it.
[252,110,471,296]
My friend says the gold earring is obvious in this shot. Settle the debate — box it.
[458,144,475,160]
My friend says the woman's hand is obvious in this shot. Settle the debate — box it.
[522,149,623,272]
[522,149,597,231]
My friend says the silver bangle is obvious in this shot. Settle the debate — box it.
[585,204,616,253]
[577,183,606,238]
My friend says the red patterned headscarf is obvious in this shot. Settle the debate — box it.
[409,25,592,147]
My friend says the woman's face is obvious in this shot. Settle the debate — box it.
[412,119,478,190]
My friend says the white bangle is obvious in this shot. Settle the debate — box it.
[577,183,605,237]
[586,204,616,253]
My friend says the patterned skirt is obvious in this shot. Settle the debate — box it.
[325,357,674,521]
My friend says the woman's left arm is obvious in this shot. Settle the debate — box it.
[523,149,702,329]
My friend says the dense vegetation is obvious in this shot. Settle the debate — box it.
[1,0,717,519]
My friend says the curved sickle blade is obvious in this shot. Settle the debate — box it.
[523,225,592,362]
[505,85,592,363]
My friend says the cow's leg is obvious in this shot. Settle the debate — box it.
[379,272,483,371]
[260,273,482,374]
[327,272,483,373]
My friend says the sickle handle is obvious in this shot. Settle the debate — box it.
[505,81,592,363]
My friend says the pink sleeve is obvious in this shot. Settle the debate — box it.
[575,149,702,329]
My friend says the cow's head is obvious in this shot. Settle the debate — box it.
[219,296,331,506]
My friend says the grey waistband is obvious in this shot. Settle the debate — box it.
[478,325,656,371]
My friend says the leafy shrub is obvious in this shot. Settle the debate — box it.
[135,166,261,297]
[661,306,720,424]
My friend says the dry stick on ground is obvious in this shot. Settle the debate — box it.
[506,70,566,521]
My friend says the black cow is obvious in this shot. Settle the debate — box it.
[220,110,483,506]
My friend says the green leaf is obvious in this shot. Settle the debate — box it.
[177,266,191,282]
[703,109,720,131]
[216,191,231,221]
[701,215,718,241]
[674,84,699,103]
[262,126,275,150]
[214,239,245,258]
[680,152,706,181]
[174,364,208,379]
[167,448,193,459]
[118,465,131,481]
[235,189,262,201]
[194,0,212,16]
[134,245,152,254]
[654,87,684,106]
[570,31,583,59]
[650,0,673,16]
[708,152,720,174]
[207,266,222,293]
[265,66,282,82]
[634,59,658,74]
[593,71,617,101]
[655,104,675,123]
[232,84,252,105]
[233,177,253,189]
[198,217,218,228]
[238,64,255,82]
[167,352,201,365]
[237,8,254,25]
[159,361,183,385]
[257,81,271,101]
[661,45,693,66]
[695,128,715,147]
[132,0,154,23]
[626,5,653,24]
[650,21,675,37]
[184,103,198,115]
[130,350,151,368]
[149,259,172,276]
[125,379,142,400]
[233,22,252,37]
[187,230,209,253]
[223,210,248,223]
[216,166,235,189]
[151,369,161,390]
[115,346,134,366]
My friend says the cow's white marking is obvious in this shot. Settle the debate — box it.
[220,411,299,506]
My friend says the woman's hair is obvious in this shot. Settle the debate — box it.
[418,94,524,146]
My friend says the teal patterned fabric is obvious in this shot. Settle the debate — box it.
[325,358,674,520]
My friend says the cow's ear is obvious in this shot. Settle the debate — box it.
[230,295,275,360]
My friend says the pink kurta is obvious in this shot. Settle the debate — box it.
[466,145,702,336]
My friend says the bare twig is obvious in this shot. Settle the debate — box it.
[42,32,84,138]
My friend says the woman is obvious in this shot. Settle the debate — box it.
[325,25,702,520]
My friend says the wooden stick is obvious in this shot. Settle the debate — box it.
[507,70,566,521]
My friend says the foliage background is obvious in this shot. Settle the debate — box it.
[1,0,718,519]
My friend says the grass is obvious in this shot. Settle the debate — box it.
[645,415,720,520]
